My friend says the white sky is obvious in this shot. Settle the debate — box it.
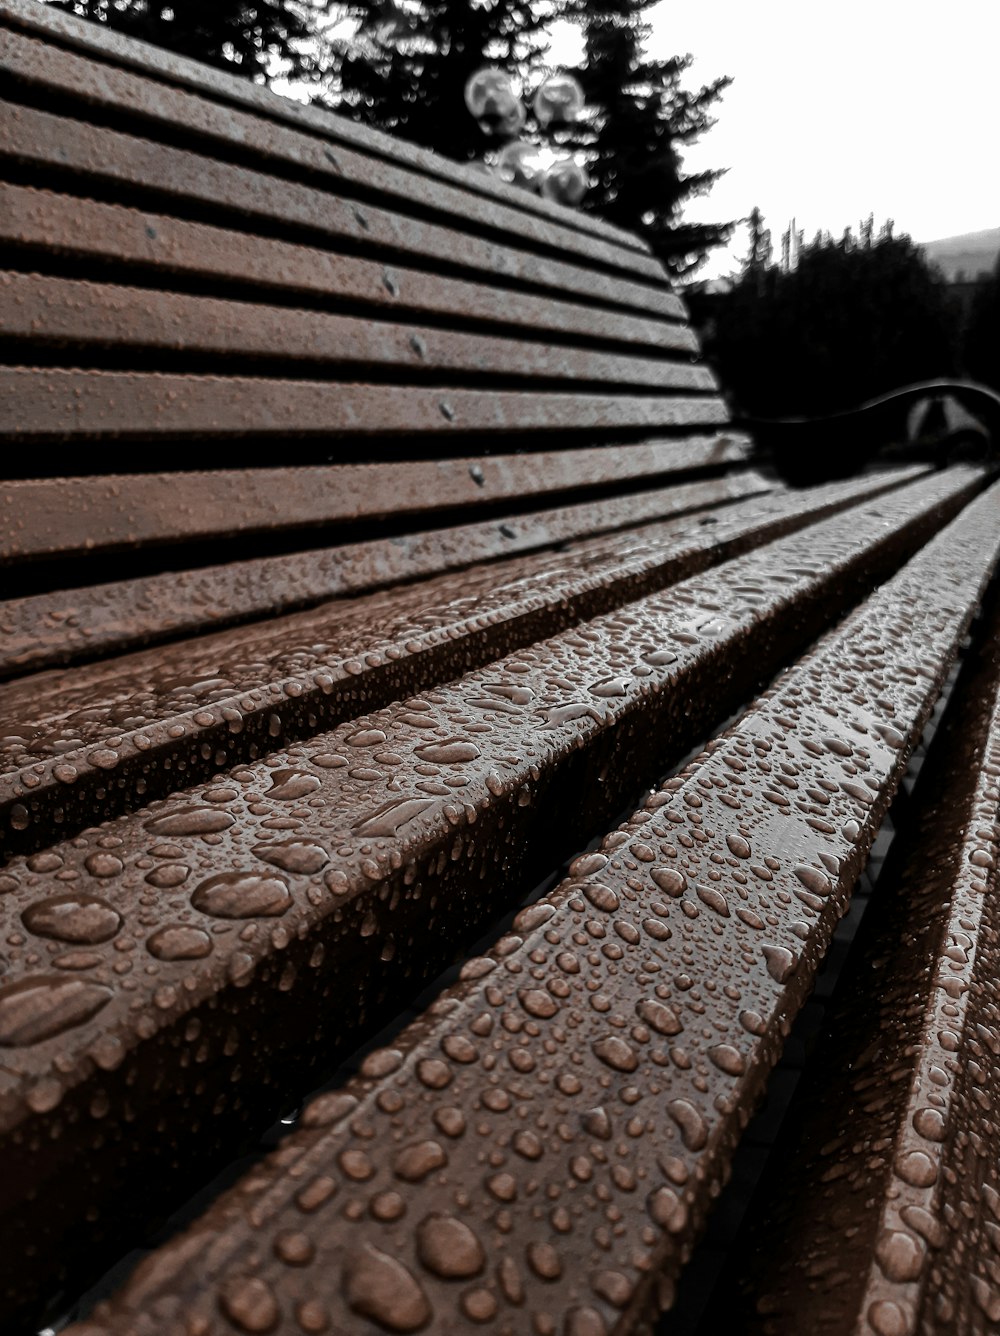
[550,0,998,278]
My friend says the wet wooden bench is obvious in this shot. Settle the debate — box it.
[2,3,999,1333]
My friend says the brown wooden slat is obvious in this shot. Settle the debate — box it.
[0,0,647,255]
[0,447,752,566]
[0,470,929,856]
[0,272,717,391]
[0,469,765,686]
[0,24,664,284]
[60,478,1000,1336]
[0,449,762,675]
[715,595,1000,1334]
[0,103,682,319]
[0,368,728,440]
[1,186,697,355]
[0,469,980,1331]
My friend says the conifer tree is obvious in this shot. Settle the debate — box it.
[331,0,554,162]
[43,0,328,85]
[567,0,734,276]
[742,207,772,280]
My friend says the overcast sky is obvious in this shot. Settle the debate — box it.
[551,0,997,278]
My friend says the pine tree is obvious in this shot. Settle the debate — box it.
[567,0,734,277]
[741,207,772,282]
[330,0,554,162]
[43,0,328,85]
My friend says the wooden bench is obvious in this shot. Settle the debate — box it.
[1,3,998,1333]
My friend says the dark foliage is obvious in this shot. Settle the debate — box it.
[331,0,553,162]
[690,217,958,421]
[43,0,328,84]
[963,257,1000,392]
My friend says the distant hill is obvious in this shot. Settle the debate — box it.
[919,227,1000,281]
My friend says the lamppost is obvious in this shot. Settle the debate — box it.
[463,68,589,208]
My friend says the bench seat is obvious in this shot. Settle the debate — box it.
[1,3,998,1333]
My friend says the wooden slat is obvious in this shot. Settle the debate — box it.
[0,0,647,255]
[0,103,683,319]
[0,368,728,440]
[0,469,979,1330]
[0,24,664,285]
[713,598,1000,1334]
[60,479,1000,1336]
[0,446,761,675]
[0,470,929,854]
[1,186,697,355]
[0,446,752,566]
[0,469,766,683]
[0,272,716,391]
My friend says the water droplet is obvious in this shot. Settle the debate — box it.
[146,924,213,960]
[874,1228,925,1282]
[762,944,798,982]
[726,834,751,859]
[268,769,321,800]
[353,796,436,837]
[696,884,730,917]
[592,1035,638,1072]
[519,989,558,1019]
[461,1289,497,1322]
[346,728,389,748]
[394,1140,447,1182]
[145,806,234,836]
[145,864,190,889]
[361,1048,404,1079]
[191,872,291,919]
[667,1098,708,1150]
[794,865,832,896]
[636,998,682,1036]
[252,841,328,875]
[22,894,121,944]
[651,868,686,897]
[274,1231,315,1267]
[343,1243,431,1332]
[416,1213,485,1278]
[413,739,481,764]
[739,1009,766,1035]
[527,1240,562,1280]
[895,1149,938,1187]
[589,677,630,698]
[218,1275,280,1332]
[899,1203,943,1247]
[0,975,112,1046]
[867,1299,913,1336]
[581,881,619,913]
[912,1106,946,1141]
[647,1186,687,1233]
[371,1190,406,1221]
[707,1043,745,1076]
[434,1106,466,1138]
[591,1270,633,1308]
[416,1058,452,1090]
[581,1106,612,1139]
[84,852,124,879]
[565,1307,608,1336]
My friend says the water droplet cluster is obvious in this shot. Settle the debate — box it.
[63,481,1000,1333]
